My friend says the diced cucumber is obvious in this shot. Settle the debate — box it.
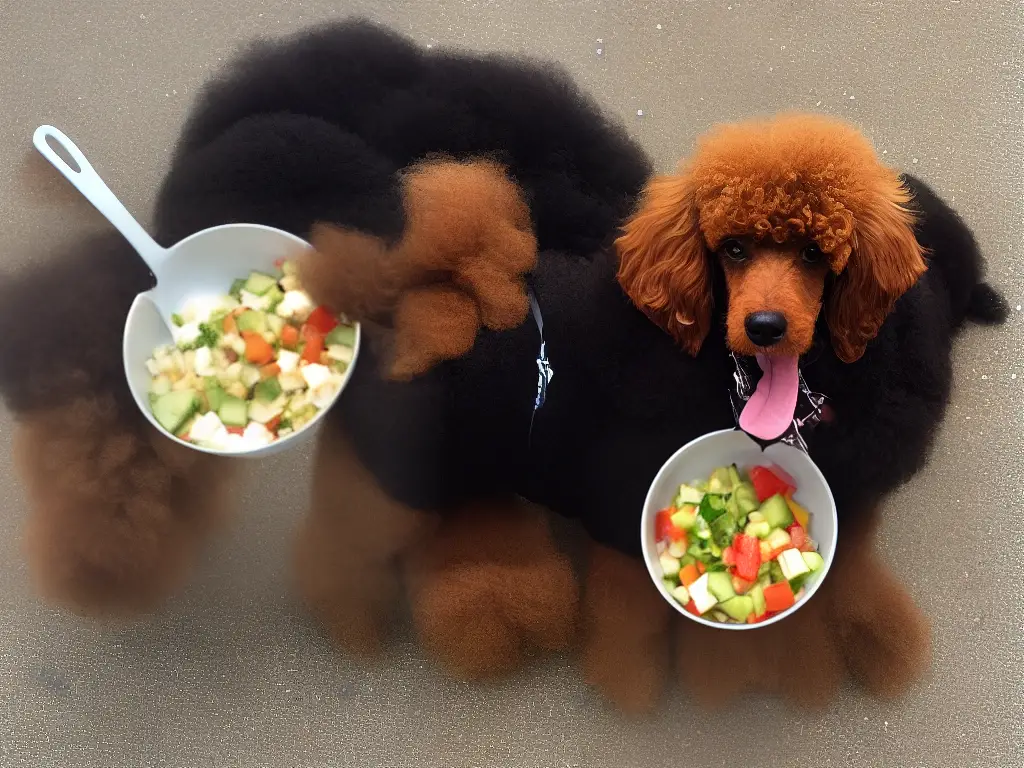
[801,551,825,572]
[744,519,772,539]
[719,595,754,621]
[264,285,285,310]
[667,540,687,559]
[229,278,247,300]
[727,464,743,489]
[733,482,759,515]
[675,483,705,506]
[759,494,794,528]
[707,467,733,494]
[265,313,285,337]
[710,512,737,549]
[659,554,681,578]
[236,310,267,334]
[671,585,690,605]
[769,560,784,583]
[152,391,199,435]
[764,527,792,553]
[777,548,810,581]
[205,379,227,412]
[254,376,283,403]
[240,366,262,388]
[218,396,249,427]
[670,504,698,530]
[248,398,284,424]
[325,324,356,347]
[706,571,735,602]
[749,583,767,617]
[243,271,278,296]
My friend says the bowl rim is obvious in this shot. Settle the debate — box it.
[639,428,838,630]
[121,222,360,458]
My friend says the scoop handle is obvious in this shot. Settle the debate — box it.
[33,125,167,275]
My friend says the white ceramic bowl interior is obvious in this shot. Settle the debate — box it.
[640,429,838,629]
[122,224,361,458]
[33,125,359,458]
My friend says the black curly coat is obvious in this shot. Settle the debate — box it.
[0,20,1006,562]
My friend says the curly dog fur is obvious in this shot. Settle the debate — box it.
[0,20,1006,713]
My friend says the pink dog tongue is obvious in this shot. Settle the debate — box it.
[738,354,800,441]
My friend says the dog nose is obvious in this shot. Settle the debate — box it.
[744,311,788,347]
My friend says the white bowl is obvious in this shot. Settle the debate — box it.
[34,125,359,458]
[640,429,838,629]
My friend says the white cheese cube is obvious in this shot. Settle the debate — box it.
[239,289,270,311]
[778,548,811,581]
[687,573,718,615]
[173,321,201,348]
[276,349,300,373]
[275,290,314,322]
[242,422,274,447]
[193,346,215,377]
[189,412,227,444]
[300,363,332,390]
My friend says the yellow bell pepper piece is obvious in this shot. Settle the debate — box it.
[786,496,810,528]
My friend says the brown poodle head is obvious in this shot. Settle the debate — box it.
[616,113,926,363]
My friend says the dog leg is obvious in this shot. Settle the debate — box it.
[293,420,426,656]
[674,587,843,708]
[15,394,233,613]
[406,503,577,679]
[827,513,931,697]
[581,543,672,714]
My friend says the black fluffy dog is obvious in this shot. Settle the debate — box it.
[0,20,1006,712]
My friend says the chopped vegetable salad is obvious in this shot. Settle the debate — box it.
[654,464,824,624]
[146,259,355,450]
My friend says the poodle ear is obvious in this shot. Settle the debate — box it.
[615,174,712,355]
[826,176,927,362]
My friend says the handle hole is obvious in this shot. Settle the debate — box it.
[44,135,81,173]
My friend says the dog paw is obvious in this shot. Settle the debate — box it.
[581,544,672,714]
[831,559,931,697]
[675,590,843,708]
[411,552,577,679]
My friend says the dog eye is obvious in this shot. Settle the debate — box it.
[720,239,746,261]
[801,243,825,264]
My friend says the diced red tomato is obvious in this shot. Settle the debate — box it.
[655,508,674,541]
[732,533,762,582]
[300,324,324,364]
[684,600,700,616]
[750,465,796,503]
[306,305,340,335]
[273,257,286,268]
[696,561,706,575]
[226,426,245,436]
[747,610,778,624]
[787,524,808,551]
[259,363,281,380]
[722,546,736,566]
[763,581,796,612]
[731,574,754,594]
[265,415,282,433]
[768,463,797,490]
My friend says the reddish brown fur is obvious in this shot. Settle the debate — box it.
[583,506,930,713]
[15,395,234,613]
[405,503,578,679]
[299,159,537,379]
[616,113,927,360]
[721,241,830,357]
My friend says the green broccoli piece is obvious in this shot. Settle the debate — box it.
[197,322,220,348]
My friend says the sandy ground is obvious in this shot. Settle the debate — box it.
[1,1,1021,766]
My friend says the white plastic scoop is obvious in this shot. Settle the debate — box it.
[33,125,360,457]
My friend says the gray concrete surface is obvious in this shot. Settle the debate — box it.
[1,1,1022,766]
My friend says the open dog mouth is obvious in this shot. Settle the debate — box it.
[738,353,801,441]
